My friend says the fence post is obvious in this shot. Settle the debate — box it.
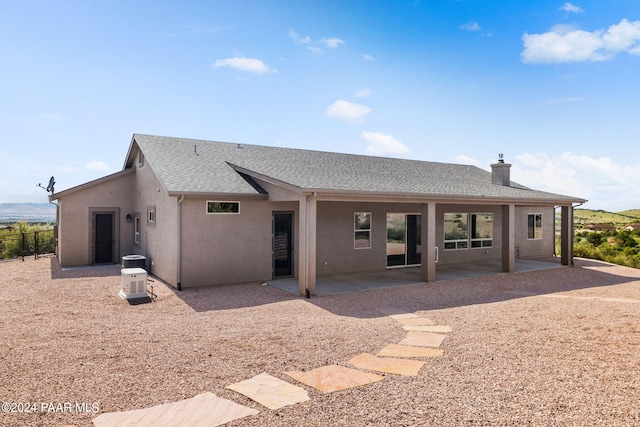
[34,230,39,260]
[21,232,25,261]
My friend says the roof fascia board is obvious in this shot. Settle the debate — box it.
[167,191,268,199]
[226,163,303,194]
[311,190,586,205]
[50,168,135,200]
[123,134,139,169]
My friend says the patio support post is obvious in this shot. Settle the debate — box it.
[560,205,573,266]
[420,202,437,282]
[298,194,317,296]
[502,204,515,273]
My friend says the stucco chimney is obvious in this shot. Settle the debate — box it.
[491,154,511,186]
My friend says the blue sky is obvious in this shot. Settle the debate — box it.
[2,0,640,211]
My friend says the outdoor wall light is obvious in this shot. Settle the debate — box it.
[126,214,132,222]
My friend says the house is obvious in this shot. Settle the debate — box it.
[625,223,640,232]
[586,223,616,232]
[50,134,586,296]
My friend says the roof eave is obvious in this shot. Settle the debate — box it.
[167,191,269,199]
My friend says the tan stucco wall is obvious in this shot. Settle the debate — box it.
[315,202,556,274]
[178,196,297,288]
[129,160,179,286]
[56,172,134,267]
[515,206,556,258]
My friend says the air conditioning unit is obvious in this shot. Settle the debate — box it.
[119,267,148,300]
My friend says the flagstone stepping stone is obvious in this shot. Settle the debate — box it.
[377,344,444,359]
[374,306,419,319]
[398,331,446,348]
[348,353,426,377]
[226,372,310,410]
[92,392,259,427]
[285,365,384,393]
[402,325,452,333]
[395,317,436,326]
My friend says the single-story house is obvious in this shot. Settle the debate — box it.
[586,223,616,232]
[50,134,586,296]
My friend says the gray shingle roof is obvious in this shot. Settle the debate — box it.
[130,134,585,203]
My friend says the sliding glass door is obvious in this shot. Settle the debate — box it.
[386,213,421,267]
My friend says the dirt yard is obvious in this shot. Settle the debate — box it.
[1,257,639,426]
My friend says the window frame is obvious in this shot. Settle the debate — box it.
[206,201,240,214]
[470,213,493,248]
[147,206,156,226]
[354,212,371,249]
[528,213,543,239]
[134,215,141,245]
[443,213,469,250]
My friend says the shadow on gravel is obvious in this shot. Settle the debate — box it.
[57,256,636,318]
[170,283,299,312]
[49,257,121,279]
[305,258,640,318]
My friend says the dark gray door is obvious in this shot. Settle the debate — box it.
[273,212,293,277]
[94,213,114,264]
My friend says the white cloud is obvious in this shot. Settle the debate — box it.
[321,37,345,48]
[325,100,372,124]
[460,22,482,32]
[85,161,110,171]
[454,154,482,167]
[288,29,311,45]
[512,152,640,211]
[560,2,584,14]
[362,53,375,61]
[214,57,276,74]
[361,132,410,156]
[353,88,372,98]
[289,29,344,55]
[522,19,640,63]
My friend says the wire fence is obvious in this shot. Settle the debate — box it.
[0,228,55,260]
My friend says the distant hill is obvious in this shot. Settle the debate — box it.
[0,203,56,223]
[573,208,640,228]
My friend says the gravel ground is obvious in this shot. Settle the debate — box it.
[1,256,639,427]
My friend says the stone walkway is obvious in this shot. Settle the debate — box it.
[92,306,451,426]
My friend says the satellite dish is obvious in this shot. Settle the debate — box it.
[46,176,55,193]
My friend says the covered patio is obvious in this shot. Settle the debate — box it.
[269,258,564,296]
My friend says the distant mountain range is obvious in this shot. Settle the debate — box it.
[0,203,56,223]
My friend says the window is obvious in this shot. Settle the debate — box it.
[134,216,141,245]
[470,213,493,248]
[444,213,468,250]
[444,212,493,250]
[147,206,156,226]
[528,213,543,239]
[207,201,240,214]
[354,212,371,249]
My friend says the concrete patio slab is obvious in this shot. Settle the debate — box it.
[348,353,426,377]
[285,365,384,393]
[92,392,259,427]
[377,344,444,359]
[374,306,419,319]
[402,325,452,333]
[398,331,447,348]
[269,259,564,296]
[226,373,310,410]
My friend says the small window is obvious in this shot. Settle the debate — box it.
[138,152,144,167]
[354,212,371,249]
[147,206,156,225]
[444,213,468,250]
[134,216,141,245]
[528,213,543,239]
[470,213,493,248]
[207,201,240,214]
